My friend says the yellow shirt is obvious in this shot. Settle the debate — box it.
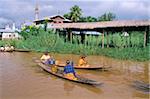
[40,55,50,61]
[78,59,87,66]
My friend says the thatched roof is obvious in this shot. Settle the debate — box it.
[50,20,150,29]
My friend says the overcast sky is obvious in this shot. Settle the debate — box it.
[0,0,149,27]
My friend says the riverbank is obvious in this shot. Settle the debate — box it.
[0,39,149,61]
[25,45,150,62]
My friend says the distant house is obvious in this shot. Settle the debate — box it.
[0,24,20,40]
[33,15,71,28]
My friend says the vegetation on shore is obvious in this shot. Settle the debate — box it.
[0,26,149,61]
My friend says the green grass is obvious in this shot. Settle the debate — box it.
[0,26,149,61]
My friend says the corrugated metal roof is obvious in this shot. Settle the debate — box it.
[51,20,150,29]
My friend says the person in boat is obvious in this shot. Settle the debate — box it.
[78,55,89,67]
[40,52,52,65]
[10,45,14,50]
[0,46,5,51]
[4,45,11,51]
[64,60,77,80]
[40,52,57,73]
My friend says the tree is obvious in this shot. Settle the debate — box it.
[63,13,71,20]
[20,26,39,40]
[70,5,82,22]
[98,12,116,21]
[85,16,97,22]
[79,16,97,22]
[79,17,86,22]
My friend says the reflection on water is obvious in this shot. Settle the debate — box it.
[0,52,149,99]
[63,79,102,95]
[64,81,75,95]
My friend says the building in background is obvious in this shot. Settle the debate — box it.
[0,23,20,40]
[34,15,72,28]
[33,1,71,28]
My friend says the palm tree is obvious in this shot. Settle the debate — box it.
[70,5,82,22]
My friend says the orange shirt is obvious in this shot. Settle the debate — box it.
[78,58,87,66]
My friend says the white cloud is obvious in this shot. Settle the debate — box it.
[120,1,148,13]
[41,5,53,10]
[0,17,13,27]
[0,0,149,27]
[0,17,12,24]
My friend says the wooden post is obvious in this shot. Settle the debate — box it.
[146,27,149,46]
[80,31,85,44]
[70,31,72,43]
[67,29,70,41]
[106,31,109,48]
[112,32,114,47]
[67,29,72,43]
[102,30,104,48]
[144,31,146,47]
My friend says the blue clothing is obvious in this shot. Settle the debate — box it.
[64,65,75,74]
[44,59,55,65]
[48,59,55,65]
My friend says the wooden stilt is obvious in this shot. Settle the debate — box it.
[70,31,72,43]
[80,31,85,44]
[102,30,104,48]
[67,29,72,43]
[146,27,149,46]
[106,31,109,48]
[144,31,146,47]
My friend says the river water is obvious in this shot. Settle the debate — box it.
[0,52,149,99]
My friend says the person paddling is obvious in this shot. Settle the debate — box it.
[78,55,89,67]
[64,60,77,80]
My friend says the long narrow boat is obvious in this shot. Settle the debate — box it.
[133,81,150,90]
[56,63,109,70]
[14,49,31,52]
[0,50,13,52]
[35,61,102,85]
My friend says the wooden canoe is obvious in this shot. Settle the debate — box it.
[36,61,102,85]
[1,50,13,52]
[14,49,31,52]
[56,63,108,70]
[132,80,150,93]
[133,81,150,89]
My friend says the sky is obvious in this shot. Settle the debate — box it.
[0,0,149,27]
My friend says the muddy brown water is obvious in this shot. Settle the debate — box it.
[0,52,149,99]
